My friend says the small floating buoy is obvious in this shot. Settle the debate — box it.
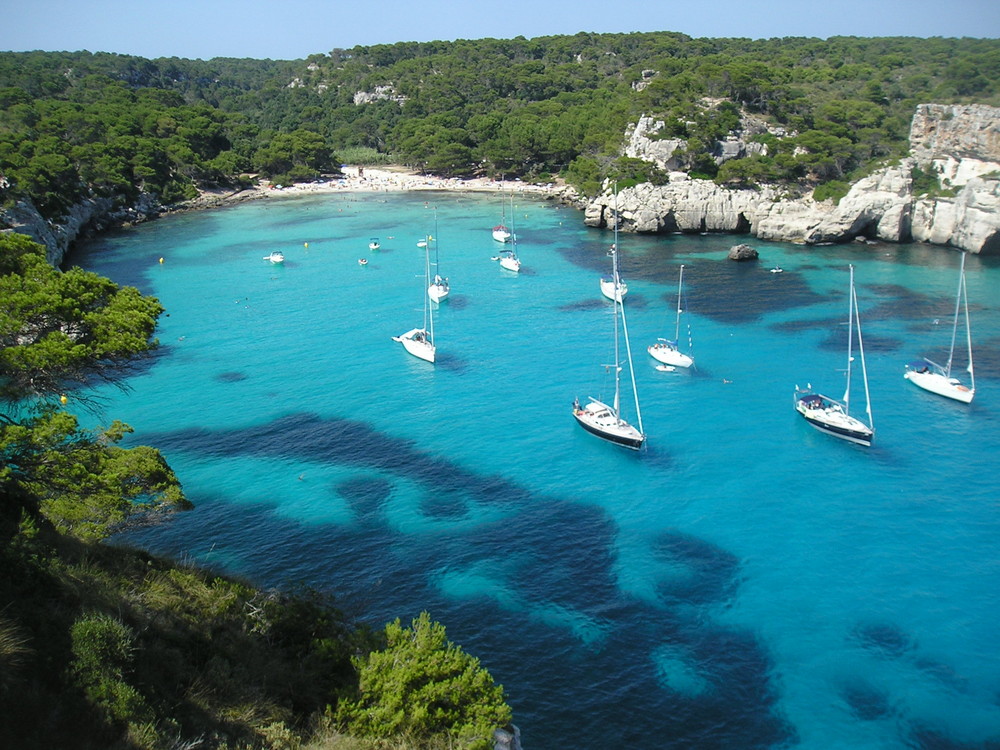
[304,242,309,248]
[60,394,67,404]
[158,257,164,264]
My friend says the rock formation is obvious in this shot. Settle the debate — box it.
[590,103,1000,255]
[728,243,759,261]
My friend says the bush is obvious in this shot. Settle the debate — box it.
[336,612,511,750]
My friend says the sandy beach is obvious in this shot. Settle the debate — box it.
[183,166,579,212]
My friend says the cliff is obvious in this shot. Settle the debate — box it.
[587,103,1000,255]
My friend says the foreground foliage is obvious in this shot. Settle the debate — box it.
[337,612,512,750]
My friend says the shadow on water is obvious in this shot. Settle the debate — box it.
[119,411,794,748]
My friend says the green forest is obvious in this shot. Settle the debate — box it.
[2,33,999,222]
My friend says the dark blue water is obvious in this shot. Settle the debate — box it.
[71,190,1000,748]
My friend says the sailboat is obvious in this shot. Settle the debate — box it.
[492,190,511,243]
[903,252,975,403]
[794,265,874,447]
[392,239,436,363]
[426,211,449,302]
[648,264,694,368]
[497,193,521,272]
[573,192,645,450]
[599,254,627,302]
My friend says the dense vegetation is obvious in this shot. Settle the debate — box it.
[0,234,512,749]
[2,34,999,221]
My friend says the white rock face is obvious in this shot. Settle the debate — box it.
[593,104,1000,254]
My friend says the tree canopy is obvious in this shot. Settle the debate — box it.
[0,233,188,540]
[337,611,512,749]
[2,34,999,217]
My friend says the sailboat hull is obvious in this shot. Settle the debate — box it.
[600,277,626,302]
[393,328,435,363]
[647,343,693,368]
[795,394,873,446]
[499,255,520,272]
[428,276,449,302]
[573,400,645,450]
[903,368,974,403]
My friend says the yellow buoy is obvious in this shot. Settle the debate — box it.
[159,257,164,264]
[60,394,67,404]
[304,242,309,248]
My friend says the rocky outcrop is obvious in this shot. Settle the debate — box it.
[728,243,758,261]
[591,104,1000,254]
[1,195,159,266]
[624,108,772,172]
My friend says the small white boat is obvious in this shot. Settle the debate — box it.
[499,250,520,273]
[770,266,784,274]
[263,251,285,264]
[417,239,428,248]
[394,238,437,363]
[648,264,694,369]
[493,192,511,242]
[600,270,627,302]
[428,274,449,302]
[903,252,975,403]
[794,265,874,447]
[369,238,381,250]
[358,258,368,266]
[392,327,435,363]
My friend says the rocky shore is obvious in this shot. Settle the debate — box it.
[585,103,1000,256]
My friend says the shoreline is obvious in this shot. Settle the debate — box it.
[177,166,581,213]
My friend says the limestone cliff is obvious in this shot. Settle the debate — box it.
[590,104,1000,255]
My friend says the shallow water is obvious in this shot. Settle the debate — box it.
[71,190,1000,749]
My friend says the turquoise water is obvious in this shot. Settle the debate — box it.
[71,190,1000,749]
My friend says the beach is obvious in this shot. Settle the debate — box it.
[181,166,579,212]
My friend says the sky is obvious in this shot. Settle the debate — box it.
[2,0,998,60]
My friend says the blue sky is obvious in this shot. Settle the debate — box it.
[2,0,998,60]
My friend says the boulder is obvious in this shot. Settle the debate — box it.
[728,243,759,261]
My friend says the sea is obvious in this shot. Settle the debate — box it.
[69,189,1000,749]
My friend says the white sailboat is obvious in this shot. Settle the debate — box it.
[492,190,511,243]
[426,212,449,303]
[648,264,694,368]
[904,252,975,403]
[263,251,285,264]
[599,270,627,302]
[573,193,645,450]
[497,193,520,272]
[393,240,436,363]
[794,265,874,447]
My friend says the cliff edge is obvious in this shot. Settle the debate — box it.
[586,103,1000,255]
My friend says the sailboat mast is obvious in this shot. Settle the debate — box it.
[843,265,855,413]
[423,239,434,344]
[853,274,874,429]
[674,265,684,341]
[611,198,621,415]
[619,262,644,435]
[945,252,966,378]
[433,207,440,272]
[960,254,975,391]
[510,193,517,257]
